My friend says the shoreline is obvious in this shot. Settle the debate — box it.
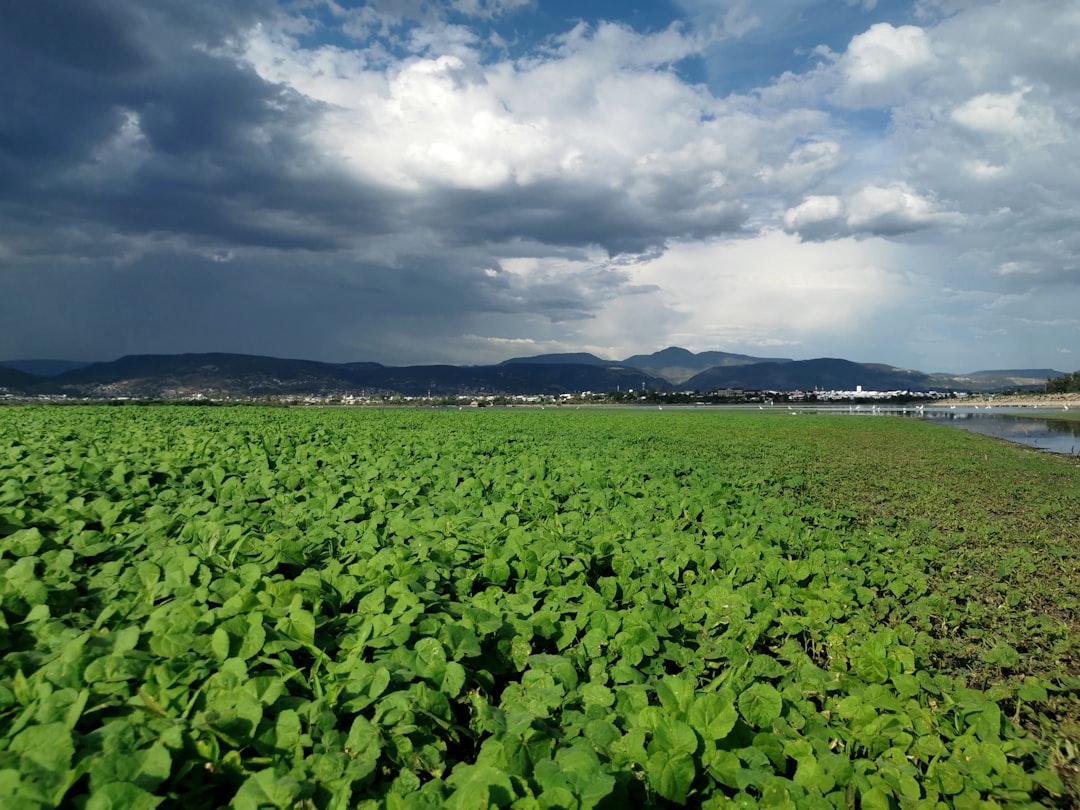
[947,392,1079,410]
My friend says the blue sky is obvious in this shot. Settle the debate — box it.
[1,0,1077,372]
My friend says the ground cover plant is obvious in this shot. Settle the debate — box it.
[1,406,1078,808]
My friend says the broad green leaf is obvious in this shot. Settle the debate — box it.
[136,744,172,790]
[345,716,382,761]
[10,723,74,773]
[275,709,302,753]
[445,763,515,809]
[442,661,467,698]
[231,769,302,810]
[211,627,231,661]
[647,750,696,804]
[414,637,447,679]
[858,787,891,810]
[650,715,698,757]
[656,675,696,716]
[510,636,531,672]
[86,783,163,810]
[1017,678,1049,703]
[688,690,738,742]
[852,646,889,685]
[580,682,615,708]
[554,745,616,807]
[738,684,783,728]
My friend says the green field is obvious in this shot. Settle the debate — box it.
[1,406,1078,808]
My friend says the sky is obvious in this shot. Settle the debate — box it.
[1,0,1078,373]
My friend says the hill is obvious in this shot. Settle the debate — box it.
[0,359,92,376]
[0,365,39,392]
[47,353,374,398]
[23,353,666,398]
[622,347,793,384]
[499,352,616,367]
[685,358,935,392]
[0,350,1066,399]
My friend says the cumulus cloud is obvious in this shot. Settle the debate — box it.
[784,184,962,239]
[782,196,845,239]
[610,230,911,359]
[951,86,1064,145]
[831,23,935,107]
[240,19,773,253]
[845,183,963,234]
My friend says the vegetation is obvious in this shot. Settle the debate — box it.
[1046,371,1080,394]
[1,407,1078,808]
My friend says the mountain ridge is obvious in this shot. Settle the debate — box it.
[0,349,1067,398]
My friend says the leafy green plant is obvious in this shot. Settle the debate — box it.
[0,406,1077,807]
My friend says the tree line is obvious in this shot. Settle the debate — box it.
[1046,370,1080,393]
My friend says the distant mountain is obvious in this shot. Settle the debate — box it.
[363,363,663,396]
[0,350,1065,399]
[1,359,91,376]
[622,346,794,384]
[685,358,936,392]
[500,352,616,366]
[945,369,1066,390]
[0,365,38,391]
[9,353,666,398]
[47,353,373,398]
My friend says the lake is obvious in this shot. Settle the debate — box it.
[914,407,1080,456]
[814,404,1079,455]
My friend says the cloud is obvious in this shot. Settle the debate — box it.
[240,19,778,253]
[597,230,912,360]
[450,0,535,19]
[950,86,1064,145]
[1,0,1079,373]
[844,183,963,234]
[783,184,962,239]
[831,23,935,107]
[782,196,845,239]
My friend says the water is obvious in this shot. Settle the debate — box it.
[916,408,1080,456]
[768,404,1080,456]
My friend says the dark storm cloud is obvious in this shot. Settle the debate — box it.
[0,0,752,261]
[0,0,401,252]
[420,180,748,255]
[5,0,1074,371]
[0,244,625,363]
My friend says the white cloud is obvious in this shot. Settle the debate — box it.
[5,0,1080,373]
[244,22,719,196]
[782,195,843,236]
[962,159,1006,180]
[578,230,908,355]
[951,87,1063,145]
[450,0,534,19]
[833,23,935,107]
[764,140,846,191]
[845,183,963,233]
[784,184,962,239]
[239,18,837,254]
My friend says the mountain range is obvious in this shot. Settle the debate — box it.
[0,349,1065,399]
